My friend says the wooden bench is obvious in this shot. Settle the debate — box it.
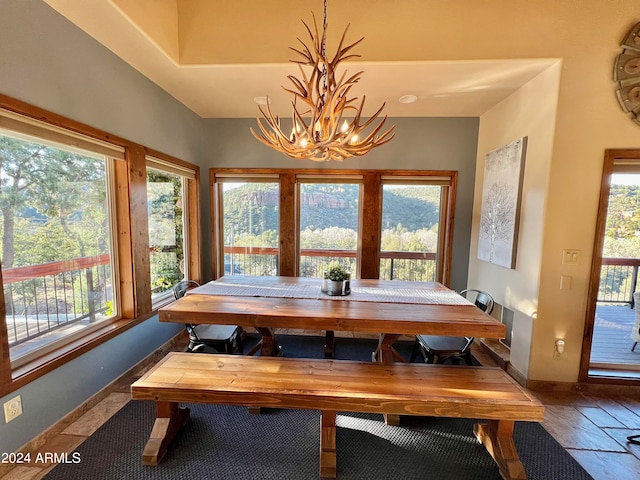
[131,352,544,479]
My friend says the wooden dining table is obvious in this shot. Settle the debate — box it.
[159,275,506,365]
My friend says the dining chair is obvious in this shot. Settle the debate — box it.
[173,280,243,354]
[409,288,495,365]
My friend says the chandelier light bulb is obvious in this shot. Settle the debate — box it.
[341,120,349,133]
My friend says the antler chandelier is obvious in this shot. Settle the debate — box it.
[250,0,395,162]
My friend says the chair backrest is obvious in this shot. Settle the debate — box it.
[173,280,200,300]
[460,288,494,315]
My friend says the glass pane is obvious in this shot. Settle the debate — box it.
[299,183,359,278]
[598,173,640,305]
[380,184,441,281]
[1,132,115,363]
[590,173,640,369]
[147,167,185,302]
[222,182,279,276]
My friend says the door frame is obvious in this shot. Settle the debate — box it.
[580,148,640,383]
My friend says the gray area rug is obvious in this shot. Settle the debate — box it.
[45,336,593,480]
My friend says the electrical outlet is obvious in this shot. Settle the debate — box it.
[3,395,22,423]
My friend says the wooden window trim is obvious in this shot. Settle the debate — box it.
[295,174,366,278]
[0,95,200,397]
[280,173,297,276]
[210,168,457,285]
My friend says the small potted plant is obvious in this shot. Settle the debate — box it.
[322,263,351,296]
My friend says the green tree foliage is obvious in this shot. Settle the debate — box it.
[223,183,440,243]
[381,188,439,231]
[222,183,442,280]
[604,185,640,250]
[147,170,184,292]
[381,225,438,252]
[600,184,640,302]
[0,135,107,269]
[300,227,357,249]
[223,183,280,241]
[1,134,110,320]
[299,183,359,231]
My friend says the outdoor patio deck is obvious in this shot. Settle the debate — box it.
[592,304,640,368]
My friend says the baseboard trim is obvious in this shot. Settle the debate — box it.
[527,379,640,395]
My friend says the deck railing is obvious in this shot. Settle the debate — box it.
[223,246,437,281]
[599,257,640,306]
[2,247,435,347]
[8,252,637,345]
[3,254,112,347]
[4,251,639,356]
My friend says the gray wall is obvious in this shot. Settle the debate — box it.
[201,117,480,289]
[0,0,198,453]
[0,0,204,160]
[0,0,479,454]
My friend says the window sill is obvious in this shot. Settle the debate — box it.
[3,312,156,397]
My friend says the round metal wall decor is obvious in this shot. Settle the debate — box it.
[614,22,640,125]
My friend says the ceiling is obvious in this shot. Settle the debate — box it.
[43,0,557,119]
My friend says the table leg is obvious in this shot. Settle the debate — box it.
[246,327,282,357]
[324,330,335,358]
[474,420,527,480]
[372,333,405,364]
[373,334,402,426]
[142,401,190,466]
[320,410,337,478]
[245,327,281,415]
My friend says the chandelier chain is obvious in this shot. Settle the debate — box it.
[318,0,328,141]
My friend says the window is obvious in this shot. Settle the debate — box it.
[211,169,457,284]
[212,175,280,277]
[146,161,191,307]
[0,98,201,396]
[297,177,361,278]
[380,180,448,282]
[0,129,119,368]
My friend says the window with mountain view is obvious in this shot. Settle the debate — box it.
[298,181,360,278]
[380,183,443,281]
[219,180,280,276]
[1,131,117,365]
[211,169,456,284]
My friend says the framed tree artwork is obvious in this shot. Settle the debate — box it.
[478,137,528,269]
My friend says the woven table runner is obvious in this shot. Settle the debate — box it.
[190,280,472,306]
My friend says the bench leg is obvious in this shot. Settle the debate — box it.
[320,411,337,479]
[142,401,190,466]
[474,420,527,480]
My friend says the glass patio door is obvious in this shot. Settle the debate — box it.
[587,158,640,378]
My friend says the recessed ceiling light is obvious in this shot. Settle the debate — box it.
[398,94,418,104]
[253,96,270,105]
